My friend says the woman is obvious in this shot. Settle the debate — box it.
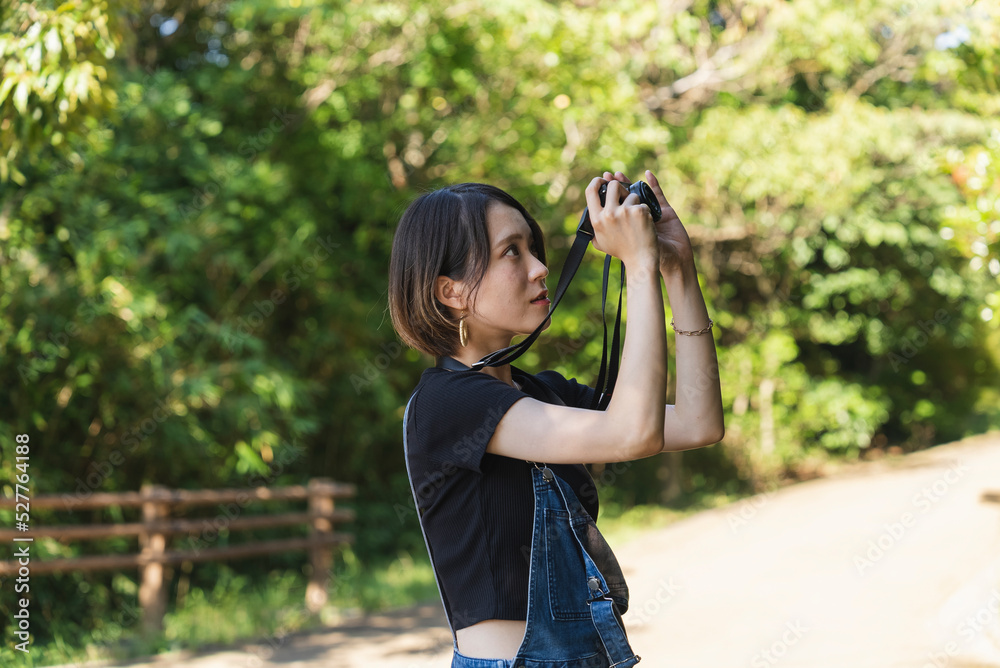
[388,170,724,667]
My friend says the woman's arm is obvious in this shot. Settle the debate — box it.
[486,177,669,465]
[604,252,667,456]
[601,169,724,451]
[660,261,725,451]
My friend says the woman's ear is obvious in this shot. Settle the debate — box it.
[435,275,467,312]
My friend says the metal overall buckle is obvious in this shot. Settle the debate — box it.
[587,576,613,604]
[530,461,554,482]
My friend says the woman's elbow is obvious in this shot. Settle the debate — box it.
[661,425,725,453]
[628,429,666,459]
[705,423,725,445]
[696,422,725,447]
[692,412,725,447]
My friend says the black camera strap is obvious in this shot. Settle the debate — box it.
[435,208,624,411]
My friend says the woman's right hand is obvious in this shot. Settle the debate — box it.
[584,176,660,269]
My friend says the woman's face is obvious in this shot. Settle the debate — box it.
[462,202,551,353]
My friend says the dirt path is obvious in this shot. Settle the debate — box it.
[621,432,1000,668]
[56,432,1000,668]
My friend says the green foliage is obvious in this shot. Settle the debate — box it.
[1,0,999,658]
[0,0,139,183]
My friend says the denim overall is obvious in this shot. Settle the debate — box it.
[403,392,642,668]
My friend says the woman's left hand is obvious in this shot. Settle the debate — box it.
[602,170,695,277]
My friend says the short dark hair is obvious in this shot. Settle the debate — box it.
[388,183,547,359]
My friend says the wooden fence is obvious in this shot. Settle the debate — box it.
[0,478,355,631]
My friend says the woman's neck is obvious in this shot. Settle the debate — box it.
[444,352,517,388]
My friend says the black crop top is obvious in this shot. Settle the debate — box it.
[403,364,603,631]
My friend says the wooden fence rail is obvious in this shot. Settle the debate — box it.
[0,478,355,632]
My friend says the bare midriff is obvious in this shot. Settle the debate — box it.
[455,619,527,658]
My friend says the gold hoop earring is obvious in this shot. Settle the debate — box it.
[459,313,469,348]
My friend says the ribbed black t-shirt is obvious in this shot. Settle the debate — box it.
[403,364,603,631]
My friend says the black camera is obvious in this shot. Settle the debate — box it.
[578,180,661,236]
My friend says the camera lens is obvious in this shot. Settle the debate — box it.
[596,180,661,222]
[634,182,661,222]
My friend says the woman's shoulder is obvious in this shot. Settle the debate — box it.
[406,367,526,431]
[405,367,527,471]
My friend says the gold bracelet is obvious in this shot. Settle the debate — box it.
[671,317,714,336]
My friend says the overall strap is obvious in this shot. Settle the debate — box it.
[540,467,642,667]
[401,389,459,646]
[591,598,641,668]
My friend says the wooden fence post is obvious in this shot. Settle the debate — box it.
[306,478,333,613]
[138,484,170,633]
